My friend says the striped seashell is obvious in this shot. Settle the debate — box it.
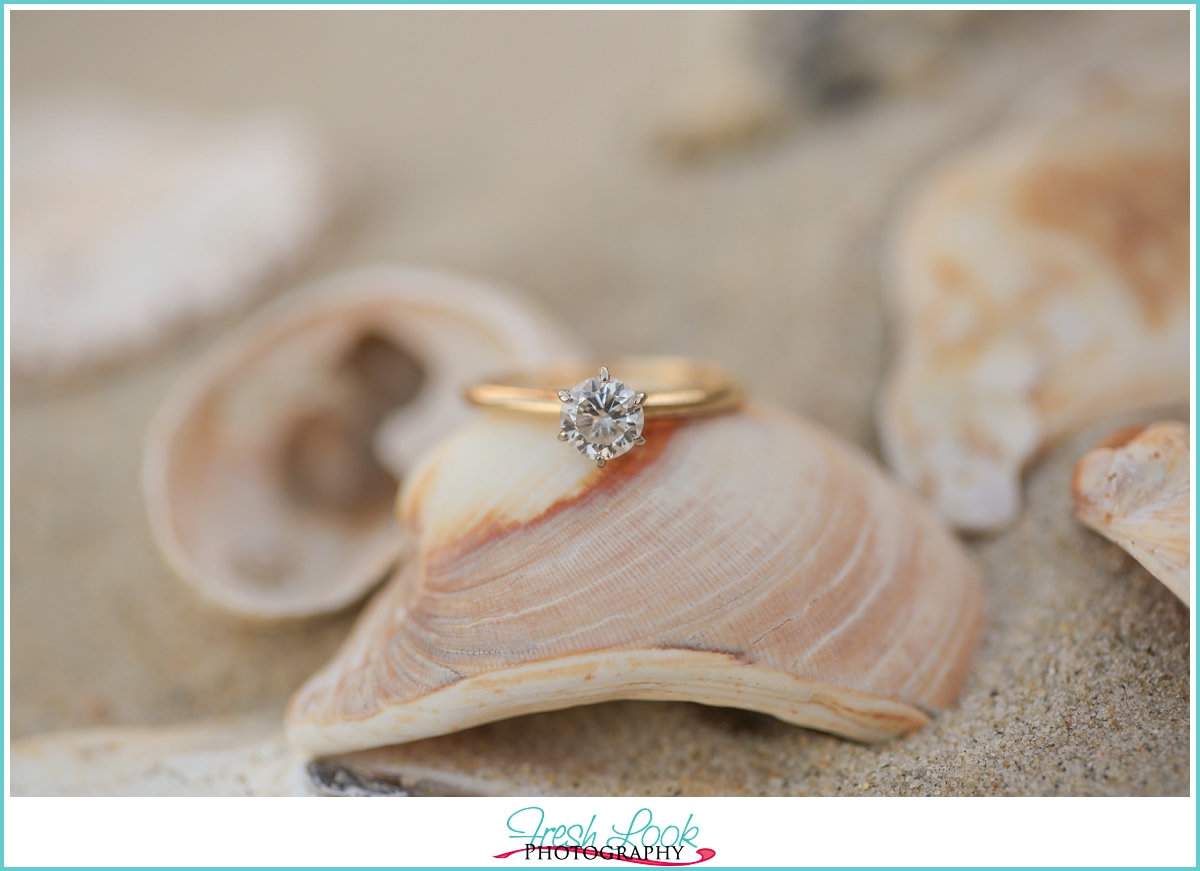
[287,403,984,754]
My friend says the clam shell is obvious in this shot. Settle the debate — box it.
[287,404,984,754]
[12,93,330,380]
[142,267,575,620]
[878,46,1189,532]
[1072,421,1190,606]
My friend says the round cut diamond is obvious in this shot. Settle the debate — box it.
[560,374,644,464]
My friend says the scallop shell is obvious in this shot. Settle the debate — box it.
[11,93,330,380]
[1072,421,1190,606]
[287,403,984,755]
[878,47,1189,532]
[142,267,576,620]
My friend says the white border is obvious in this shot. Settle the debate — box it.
[3,3,1196,869]
[1,796,1197,867]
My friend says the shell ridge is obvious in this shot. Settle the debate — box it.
[671,426,840,645]
[746,490,868,655]
[786,480,899,679]
[889,530,982,707]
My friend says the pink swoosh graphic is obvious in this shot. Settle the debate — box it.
[493,846,716,866]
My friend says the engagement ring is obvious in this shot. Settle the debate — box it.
[466,357,743,466]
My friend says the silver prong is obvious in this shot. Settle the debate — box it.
[558,430,569,441]
[634,436,646,446]
[634,392,647,407]
[595,458,606,468]
[599,366,609,381]
[558,390,572,403]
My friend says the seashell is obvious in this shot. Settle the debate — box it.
[287,403,984,755]
[142,267,575,620]
[878,46,1189,532]
[11,713,307,797]
[654,12,788,163]
[1072,421,1190,606]
[654,11,1015,164]
[11,93,331,380]
[11,711,490,796]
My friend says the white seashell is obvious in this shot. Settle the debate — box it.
[287,404,984,755]
[142,267,577,620]
[11,93,331,380]
[1072,421,1190,606]
[653,12,787,163]
[878,46,1189,532]
[11,713,307,796]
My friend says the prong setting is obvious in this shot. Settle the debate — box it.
[557,368,646,467]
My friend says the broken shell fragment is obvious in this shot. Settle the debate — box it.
[11,713,306,797]
[142,267,575,620]
[1072,421,1190,606]
[11,93,330,380]
[878,48,1189,532]
[287,404,984,754]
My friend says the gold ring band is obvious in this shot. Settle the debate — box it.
[465,356,743,419]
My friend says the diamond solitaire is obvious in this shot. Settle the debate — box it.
[558,367,647,466]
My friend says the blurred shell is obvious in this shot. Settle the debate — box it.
[654,12,787,163]
[11,94,331,380]
[879,45,1189,532]
[287,404,984,755]
[654,11,1021,164]
[1073,421,1190,606]
[11,713,305,797]
[143,267,576,620]
[9,711,489,797]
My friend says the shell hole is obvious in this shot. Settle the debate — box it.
[343,332,426,409]
[282,333,426,517]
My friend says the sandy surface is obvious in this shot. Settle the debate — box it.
[9,10,1191,795]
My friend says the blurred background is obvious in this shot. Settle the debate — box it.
[9,10,1190,795]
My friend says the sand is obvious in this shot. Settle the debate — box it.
[9,10,1190,796]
